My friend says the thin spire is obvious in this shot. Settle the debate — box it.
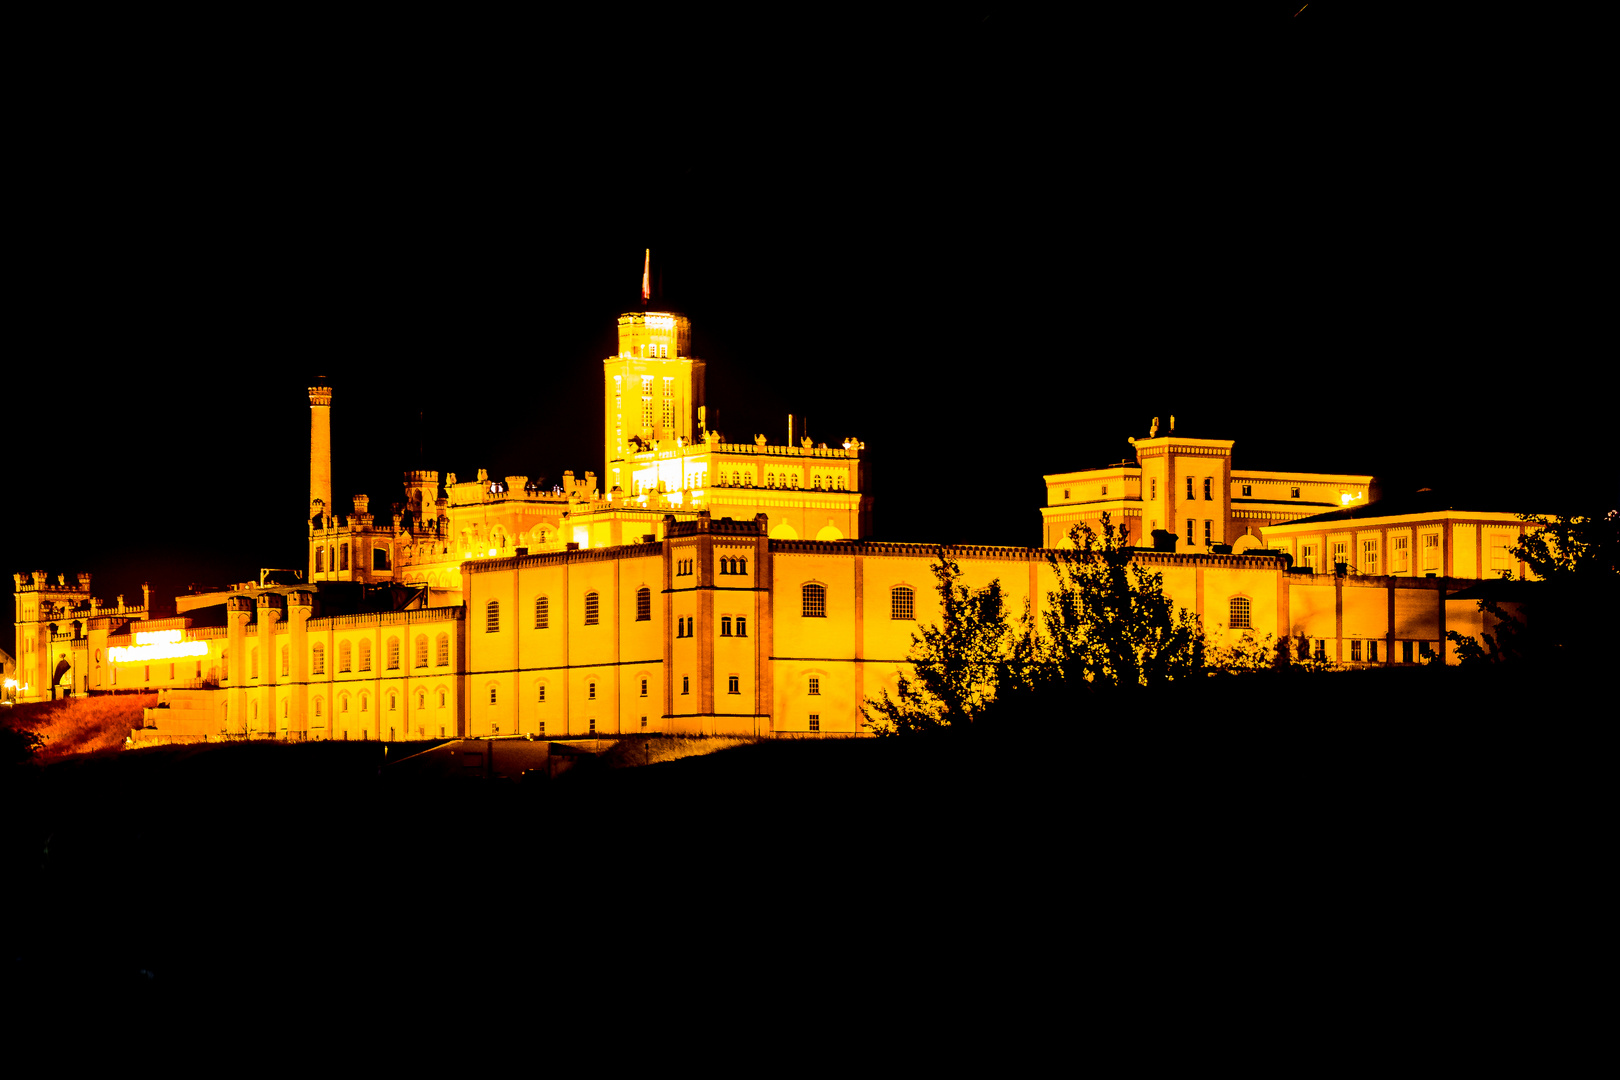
[642,248,651,306]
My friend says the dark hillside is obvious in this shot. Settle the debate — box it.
[2,667,1598,1050]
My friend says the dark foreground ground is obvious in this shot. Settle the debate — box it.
[1,667,1601,1062]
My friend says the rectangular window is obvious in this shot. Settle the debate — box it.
[1419,640,1434,659]
[1422,533,1441,571]
[681,675,689,695]
[1241,484,1251,497]
[585,593,599,625]
[808,676,820,695]
[809,714,820,733]
[1333,542,1347,567]
[1403,640,1414,663]
[590,717,597,734]
[736,617,747,637]
[1186,477,1194,501]
[1393,536,1410,573]
[640,678,648,697]
[641,716,647,728]
[1204,478,1212,500]
[588,682,596,700]
[490,688,497,704]
[1204,520,1212,546]
[1351,640,1362,662]
[1150,478,1157,501]
[1187,519,1195,547]
[1369,640,1379,663]
[538,684,546,702]
[1362,540,1378,574]
[1314,639,1326,661]
[728,675,739,694]
[721,616,732,636]
[1302,544,1316,570]
[539,721,545,735]
[1291,487,1300,499]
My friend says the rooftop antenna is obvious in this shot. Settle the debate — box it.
[642,248,651,307]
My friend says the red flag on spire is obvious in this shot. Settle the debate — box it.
[642,249,650,305]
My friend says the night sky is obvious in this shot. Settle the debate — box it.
[7,8,1605,656]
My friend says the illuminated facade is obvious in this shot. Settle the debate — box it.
[11,298,1540,733]
[1040,426,1378,552]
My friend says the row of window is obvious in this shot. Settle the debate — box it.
[491,584,919,629]
[709,473,848,490]
[1296,533,1445,573]
[1299,639,1435,663]
[212,633,453,682]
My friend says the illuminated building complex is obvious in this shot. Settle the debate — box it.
[12,295,1546,737]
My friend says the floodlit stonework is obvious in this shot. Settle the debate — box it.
[13,296,1543,734]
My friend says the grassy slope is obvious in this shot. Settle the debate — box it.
[2,693,156,761]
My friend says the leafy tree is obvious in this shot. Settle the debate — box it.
[1205,631,1287,674]
[1,724,44,769]
[1042,515,1204,689]
[1447,509,1619,669]
[862,552,1026,734]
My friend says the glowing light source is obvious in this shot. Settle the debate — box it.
[1340,491,1365,506]
[109,628,208,663]
[646,314,675,330]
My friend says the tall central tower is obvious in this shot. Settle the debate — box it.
[602,266,706,495]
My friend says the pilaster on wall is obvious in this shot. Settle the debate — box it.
[755,514,773,734]
[696,515,715,722]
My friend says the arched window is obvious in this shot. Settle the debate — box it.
[802,583,827,618]
[389,692,398,712]
[386,637,400,670]
[314,697,323,718]
[486,601,500,633]
[636,587,651,621]
[221,648,230,680]
[891,586,915,621]
[281,699,288,719]
[585,592,599,625]
[415,635,428,668]
[436,633,449,666]
[739,557,747,574]
[417,690,425,709]
[280,645,289,676]
[1229,596,1252,630]
[358,639,372,672]
[360,693,369,712]
[535,596,549,629]
[438,689,446,708]
[312,643,326,675]
[338,640,351,672]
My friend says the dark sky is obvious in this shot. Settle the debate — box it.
[6,8,1607,654]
